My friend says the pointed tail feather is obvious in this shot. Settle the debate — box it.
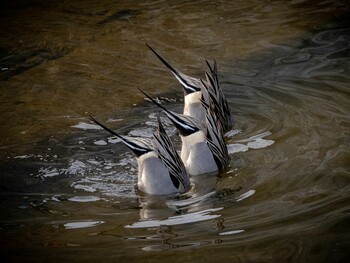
[89,116,151,156]
[139,88,200,136]
[146,44,201,94]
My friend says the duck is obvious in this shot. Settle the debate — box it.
[202,63,235,132]
[146,44,234,132]
[139,89,229,176]
[89,116,191,195]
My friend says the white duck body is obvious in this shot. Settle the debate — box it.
[180,130,218,176]
[90,116,190,196]
[137,151,186,195]
[183,91,206,121]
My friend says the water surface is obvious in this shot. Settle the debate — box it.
[1,0,349,262]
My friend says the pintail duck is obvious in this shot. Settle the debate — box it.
[140,89,229,176]
[89,116,190,195]
[147,44,234,132]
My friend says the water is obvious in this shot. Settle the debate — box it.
[1,0,350,262]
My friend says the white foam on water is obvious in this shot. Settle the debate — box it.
[219,229,245,236]
[235,190,256,202]
[227,144,249,154]
[107,137,121,144]
[117,157,133,166]
[51,196,60,202]
[86,159,100,165]
[71,184,96,193]
[125,207,223,228]
[71,122,103,130]
[236,131,272,143]
[228,131,274,154]
[71,170,137,198]
[247,139,274,149]
[68,196,101,202]
[38,167,60,178]
[14,154,35,159]
[165,191,216,208]
[128,128,154,138]
[13,153,53,161]
[225,129,242,138]
[64,220,104,229]
[93,140,107,146]
[65,160,87,175]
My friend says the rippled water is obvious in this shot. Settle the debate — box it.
[1,0,350,262]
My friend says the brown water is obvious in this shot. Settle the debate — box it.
[1,0,350,262]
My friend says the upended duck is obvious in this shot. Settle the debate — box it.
[147,44,234,132]
[89,116,190,195]
[140,89,229,176]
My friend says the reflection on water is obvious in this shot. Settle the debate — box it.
[1,0,350,262]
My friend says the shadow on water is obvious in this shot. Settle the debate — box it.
[0,0,350,262]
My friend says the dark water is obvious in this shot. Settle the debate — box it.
[1,0,350,262]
